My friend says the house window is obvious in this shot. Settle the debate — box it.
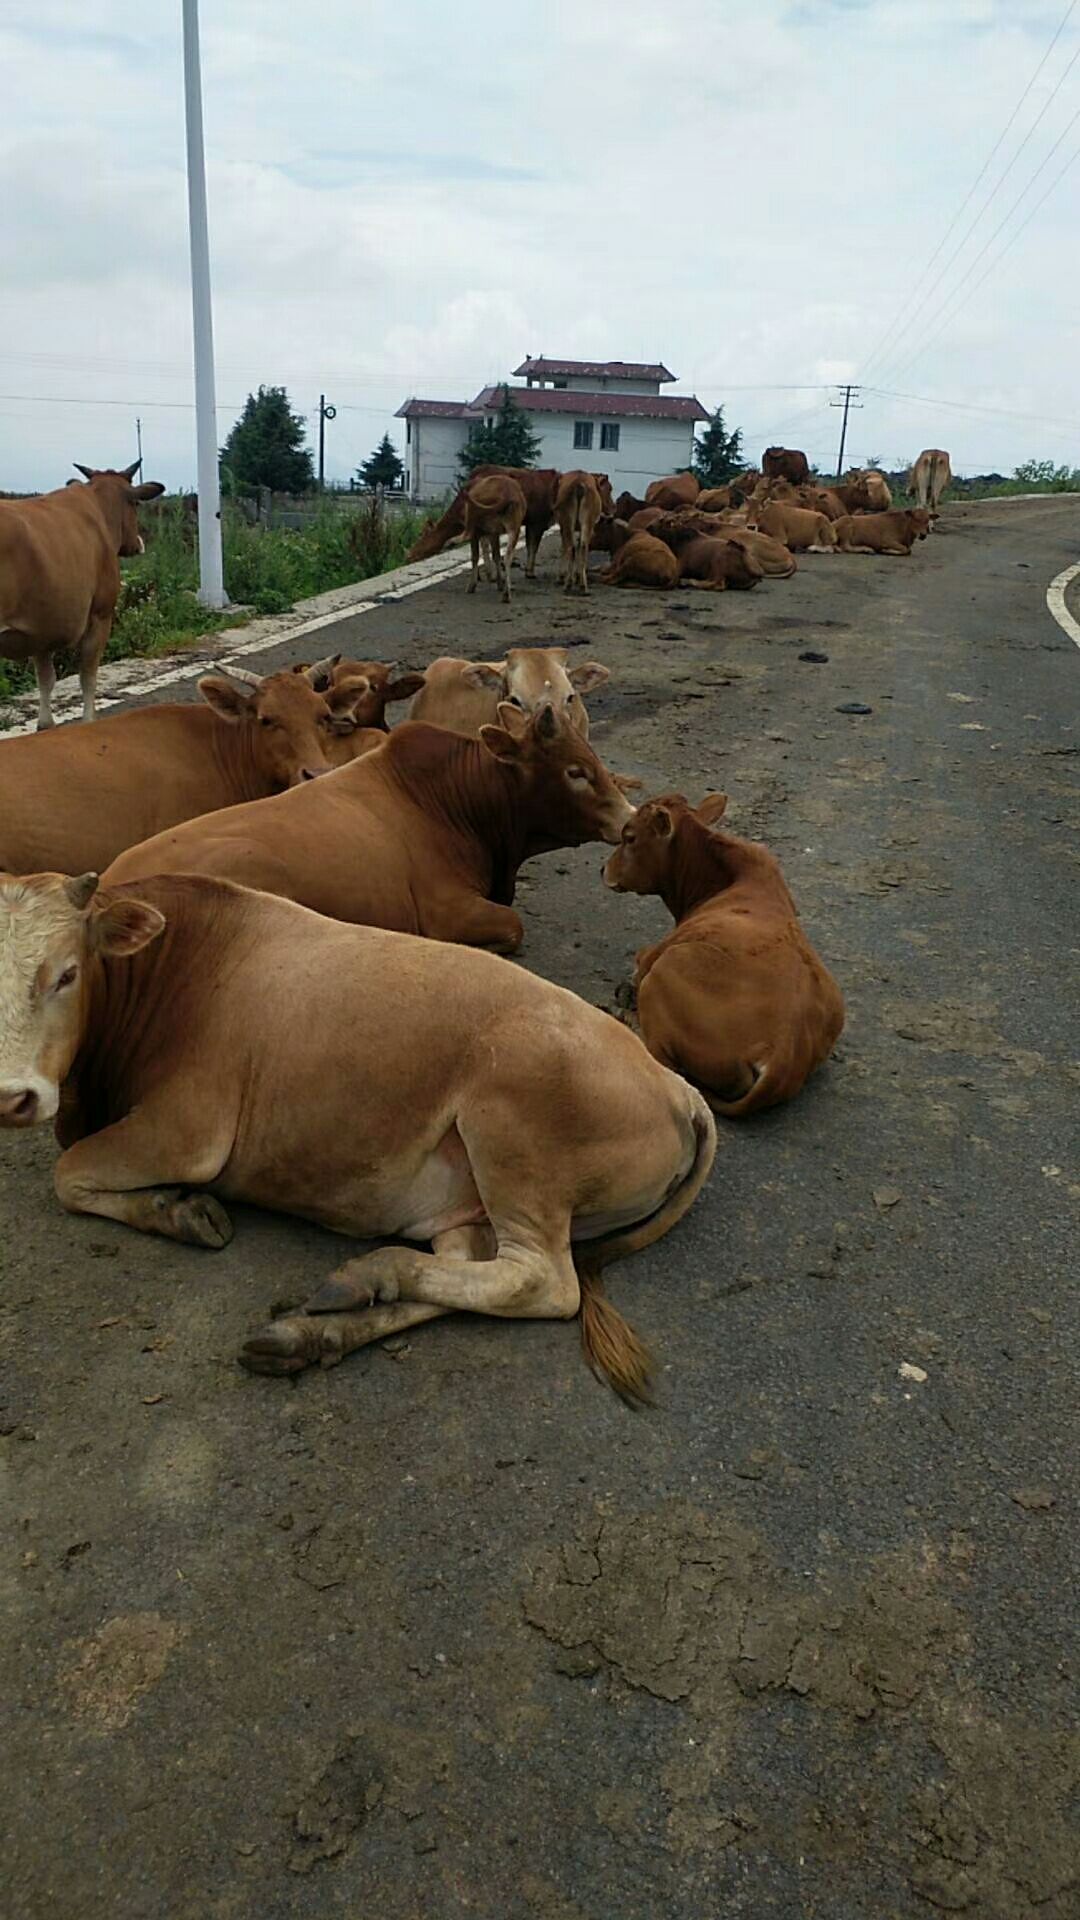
[573,421,594,450]
[553,379,567,390]
[600,424,620,452]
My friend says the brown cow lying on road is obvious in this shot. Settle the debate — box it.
[465,475,525,603]
[750,503,837,552]
[651,512,794,579]
[833,508,932,554]
[675,537,763,591]
[600,532,680,589]
[1,462,165,729]
[555,470,604,595]
[106,705,636,954]
[644,472,700,510]
[604,793,844,1116]
[408,647,609,737]
[833,469,893,513]
[0,662,343,877]
[0,870,715,1398]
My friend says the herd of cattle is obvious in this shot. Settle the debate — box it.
[404,443,953,602]
[0,445,947,1396]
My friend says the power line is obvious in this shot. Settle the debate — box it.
[883,130,1080,386]
[859,0,1079,383]
[866,384,1080,434]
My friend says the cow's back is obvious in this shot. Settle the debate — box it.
[0,703,244,875]
[0,492,111,637]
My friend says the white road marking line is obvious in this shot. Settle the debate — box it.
[0,548,474,738]
[1046,561,1080,652]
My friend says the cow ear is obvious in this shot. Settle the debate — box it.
[612,773,643,794]
[385,671,426,703]
[329,715,357,736]
[90,894,166,957]
[462,662,507,693]
[568,662,610,695]
[198,674,257,721]
[478,723,521,763]
[695,791,729,825]
[131,481,166,502]
[650,807,674,838]
[493,700,530,739]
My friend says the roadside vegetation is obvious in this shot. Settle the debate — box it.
[0,495,427,705]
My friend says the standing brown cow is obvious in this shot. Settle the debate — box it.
[909,450,951,516]
[465,475,525,603]
[0,462,165,728]
[761,447,810,485]
[555,471,604,595]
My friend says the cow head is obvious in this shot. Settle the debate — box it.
[463,648,609,738]
[591,474,615,514]
[73,460,166,556]
[479,700,635,847]
[197,664,338,788]
[604,792,728,893]
[0,872,164,1127]
[297,656,426,731]
[907,508,932,540]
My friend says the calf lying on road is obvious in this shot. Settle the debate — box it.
[106,704,635,953]
[0,662,345,877]
[749,503,837,553]
[408,646,609,738]
[601,531,680,589]
[833,508,932,555]
[604,794,844,1116]
[0,871,715,1397]
[293,656,426,738]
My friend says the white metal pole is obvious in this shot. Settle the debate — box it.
[182,0,226,608]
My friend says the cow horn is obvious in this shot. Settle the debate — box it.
[121,459,143,481]
[73,464,94,480]
[213,663,263,688]
[304,652,341,690]
[64,872,100,909]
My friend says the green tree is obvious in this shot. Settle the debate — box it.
[692,406,744,486]
[358,431,405,491]
[220,386,315,493]
[458,385,542,479]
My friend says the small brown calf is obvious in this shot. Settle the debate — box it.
[600,532,680,589]
[465,475,526,603]
[833,508,932,555]
[604,793,844,1116]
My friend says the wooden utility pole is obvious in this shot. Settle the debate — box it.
[830,383,862,479]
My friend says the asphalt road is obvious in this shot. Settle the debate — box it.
[2,498,1077,1919]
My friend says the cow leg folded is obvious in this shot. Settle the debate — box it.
[422,895,524,953]
[239,1301,451,1374]
[299,1239,580,1321]
[54,1106,235,1247]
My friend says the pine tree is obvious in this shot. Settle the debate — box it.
[458,385,542,480]
[358,432,405,491]
[692,406,744,487]
[220,387,315,493]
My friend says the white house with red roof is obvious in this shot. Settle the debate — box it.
[396,356,708,501]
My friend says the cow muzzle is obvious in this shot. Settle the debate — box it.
[0,1081,49,1127]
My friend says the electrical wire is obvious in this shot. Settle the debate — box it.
[859,0,1079,383]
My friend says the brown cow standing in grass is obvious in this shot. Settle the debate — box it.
[555,471,604,595]
[0,462,165,728]
[604,793,844,1117]
[465,475,525,603]
[408,647,609,738]
[833,508,932,554]
[0,869,715,1397]
[0,663,341,877]
[600,531,680,589]
[106,705,635,955]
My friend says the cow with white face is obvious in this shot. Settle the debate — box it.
[0,870,161,1128]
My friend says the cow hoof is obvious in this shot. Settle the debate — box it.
[238,1313,333,1375]
[174,1192,233,1248]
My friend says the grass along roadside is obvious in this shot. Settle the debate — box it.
[0,495,429,703]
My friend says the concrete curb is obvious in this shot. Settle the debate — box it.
[0,542,473,736]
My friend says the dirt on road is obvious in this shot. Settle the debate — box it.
[2,498,1078,1919]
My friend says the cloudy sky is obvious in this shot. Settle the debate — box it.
[3,0,1079,489]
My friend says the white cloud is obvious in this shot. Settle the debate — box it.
[1,0,1078,488]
